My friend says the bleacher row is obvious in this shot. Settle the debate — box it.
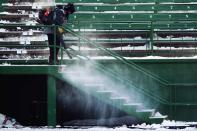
[1,0,197,60]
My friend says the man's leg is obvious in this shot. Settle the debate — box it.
[55,35,61,62]
[58,34,72,59]
[47,34,55,64]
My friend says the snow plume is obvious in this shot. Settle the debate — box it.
[59,60,149,123]
[58,61,123,121]
[62,60,143,101]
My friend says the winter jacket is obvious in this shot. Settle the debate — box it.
[43,7,67,34]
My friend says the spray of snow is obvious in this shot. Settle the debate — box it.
[59,59,156,121]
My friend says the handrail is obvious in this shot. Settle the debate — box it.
[64,26,170,86]
[63,47,169,104]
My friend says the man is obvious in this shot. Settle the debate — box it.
[38,3,75,64]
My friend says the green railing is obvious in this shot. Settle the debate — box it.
[65,27,169,84]
[63,26,171,103]
[65,47,169,104]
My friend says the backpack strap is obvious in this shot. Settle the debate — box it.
[53,8,65,25]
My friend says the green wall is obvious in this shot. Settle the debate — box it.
[94,59,197,84]
[93,59,197,121]
[1,59,197,121]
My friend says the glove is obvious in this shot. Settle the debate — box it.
[57,27,65,34]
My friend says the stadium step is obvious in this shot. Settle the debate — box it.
[66,74,167,124]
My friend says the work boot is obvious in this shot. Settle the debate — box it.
[49,57,53,65]
[56,56,60,64]
[49,56,60,65]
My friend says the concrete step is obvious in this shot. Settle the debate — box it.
[149,115,167,124]
[83,83,104,92]
[137,109,155,120]
[96,90,115,100]
[110,97,127,107]
[123,103,142,112]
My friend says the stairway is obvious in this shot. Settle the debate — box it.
[60,64,167,124]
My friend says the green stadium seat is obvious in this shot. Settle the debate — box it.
[1,0,197,58]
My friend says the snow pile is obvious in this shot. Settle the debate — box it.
[1,121,197,130]
[128,120,197,130]
[0,12,11,15]
[0,35,48,43]
[0,113,21,128]
[0,20,11,24]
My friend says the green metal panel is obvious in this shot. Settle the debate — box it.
[69,13,197,22]
[0,65,51,75]
[133,60,197,84]
[67,22,197,30]
[62,59,197,121]
[152,22,197,29]
[47,75,56,127]
[156,5,197,11]
[73,5,197,12]
[75,5,155,12]
[1,59,197,121]
[67,23,151,30]
[56,0,156,3]
[159,0,197,2]
[56,0,197,3]
[95,59,197,121]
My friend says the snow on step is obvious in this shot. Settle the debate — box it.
[110,97,127,105]
[123,103,142,106]
[123,103,142,110]
[97,90,115,93]
[96,90,116,96]
[110,97,127,101]
[137,109,155,116]
[149,112,168,119]
[137,109,155,113]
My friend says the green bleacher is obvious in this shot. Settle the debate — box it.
[56,0,197,57]
[0,0,197,59]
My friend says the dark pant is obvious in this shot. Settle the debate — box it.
[47,34,61,61]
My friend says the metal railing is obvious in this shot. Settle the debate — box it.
[63,26,172,104]
[65,26,169,85]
